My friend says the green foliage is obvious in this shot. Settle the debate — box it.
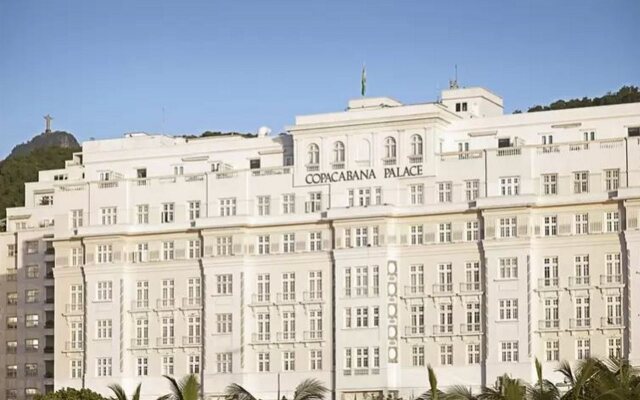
[182,131,257,139]
[34,387,108,400]
[225,378,328,400]
[158,374,200,400]
[0,145,79,222]
[525,85,640,113]
[109,383,141,400]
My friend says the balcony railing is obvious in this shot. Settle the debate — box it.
[538,278,559,289]
[460,323,481,334]
[64,304,83,315]
[302,291,323,303]
[408,155,424,164]
[601,316,623,328]
[496,147,521,157]
[570,318,591,329]
[432,284,453,295]
[130,338,149,348]
[433,324,454,335]
[382,157,397,166]
[404,325,425,337]
[460,282,481,293]
[538,319,560,330]
[182,297,202,308]
[600,275,623,286]
[331,162,345,170]
[404,285,425,296]
[182,336,201,346]
[303,330,323,341]
[569,276,591,287]
[275,293,296,304]
[131,300,150,311]
[65,341,83,352]
[276,332,296,343]
[251,333,271,343]
[157,337,175,347]
[306,164,319,172]
[25,346,40,353]
[156,298,175,309]
[251,294,272,305]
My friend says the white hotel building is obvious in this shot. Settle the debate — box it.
[1,86,640,400]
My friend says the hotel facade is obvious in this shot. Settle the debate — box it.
[2,87,640,400]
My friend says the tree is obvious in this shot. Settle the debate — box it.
[592,358,640,400]
[525,85,640,113]
[417,365,445,400]
[109,383,141,400]
[478,374,526,400]
[527,358,559,400]
[445,385,478,400]
[556,357,601,400]
[225,378,328,400]
[34,388,108,400]
[158,374,200,400]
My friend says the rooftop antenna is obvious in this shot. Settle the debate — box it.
[449,64,459,89]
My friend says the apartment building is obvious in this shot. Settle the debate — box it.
[2,86,640,400]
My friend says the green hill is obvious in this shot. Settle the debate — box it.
[516,85,640,113]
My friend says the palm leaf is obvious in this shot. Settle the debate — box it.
[445,385,477,400]
[293,378,329,400]
[109,384,129,400]
[225,383,258,400]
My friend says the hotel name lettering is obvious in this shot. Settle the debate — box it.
[305,165,423,184]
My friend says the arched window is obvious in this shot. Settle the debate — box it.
[308,143,320,165]
[410,135,423,156]
[384,137,397,159]
[333,141,345,163]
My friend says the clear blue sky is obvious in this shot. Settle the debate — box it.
[0,0,638,157]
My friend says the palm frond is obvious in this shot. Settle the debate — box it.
[132,384,142,400]
[109,384,129,400]
[163,375,184,400]
[445,385,477,400]
[179,374,200,400]
[293,378,329,400]
[225,383,258,400]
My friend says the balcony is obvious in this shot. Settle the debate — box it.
[569,276,591,288]
[331,162,345,170]
[303,330,323,341]
[156,298,175,310]
[44,346,54,354]
[538,319,560,331]
[157,337,175,347]
[6,346,17,354]
[25,346,40,353]
[569,318,591,330]
[344,287,371,298]
[130,300,150,311]
[432,284,453,295]
[459,282,481,293]
[45,270,54,279]
[130,338,149,349]
[251,333,271,344]
[404,285,426,297]
[433,324,454,336]
[306,164,319,172]
[600,275,623,287]
[496,147,521,157]
[537,278,559,290]
[276,332,296,343]
[601,316,623,328]
[64,304,83,315]
[45,297,55,304]
[302,291,323,303]
[460,323,481,334]
[181,297,202,309]
[404,325,425,337]
[382,157,397,166]
[64,342,83,352]
[275,293,296,305]
[408,155,423,164]
[182,336,201,346]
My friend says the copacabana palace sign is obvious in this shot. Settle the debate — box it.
[305,165,423,184]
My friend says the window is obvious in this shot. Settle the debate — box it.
[498,138,511,148]
[7,292,17,305]
[467,343,481,364]
[309,271,323,300]
[257,196,271,216]
[499,258,518,279]
[542,174,558,195]
[574,255,590,285]
[465,180,480,201]
[608,337,622,359]
[216,274,232,295]
[628,127,640,137]
[455,102,468,112]
[282,272,296,301]
[71,209,84,228]
[25,314,39,328]
[306,192,322,213]
[283,351,295,371]
[356,347,369,369]
[188,201,201,220]
[605,253,622,283]
[344,268,352,297]
[187,277,201,304]
[409,184,424,205]
[465,302,481,332]
[438,223,452,243]
[162,356,174,376]
[384,137,397,160]
[354,227,368,247]
[217,353,232,373]
[8,244,15,257]
[216,236,233,256]
[604,169,620,191]
[133,243,148,263]
[188,355,201,374]
[543,298,559,329]
[605,295,622,326]
[282,193,295,214]
[249,159,260,169]
[372,266,380,296]
[173,165,184,175]
[96,358,112,377]
[465,221,479,241]
[257,352,270,372]
[161,203,175,223]
[219,198,237,216]
[136,357,148,376]
[355,307,369,328]
[439,344,453,365]
[308,143,320,165]
[437,263,453,293]
[576,338,591,360]
[26,241,39,254]
[136,204,149,224]
[499,299,518,321]
[501,341,519,362]
[257,235,270,255]
[100,207,117,225]
[410,134,423,156]
[188,239,201,259]
[355,266,369,296]
[187,315,200,343]
[584,131,596,141]
[575,213,589,234]
[70,360,83,379]
[257,274,270,302]
[500,176,520,196]
[26,265,39,278]
[410,224,424,245]
[333,141,345,163]
[162,241,175,260]
[464,262,481,291]
[6,341,17,354]
[310,350,322,370]
[96,281,113,301]
[96,320,112,339]
[96,244,113,264]
[545,340,559,362]
[309,231,322,251]
[281,311,296,340]
[216,314,232,334]
[498,217,517,238]
[574,297,591,327]
[344,308,352,328]
[573,171,589,193]
[161,316,174,345]
[543,215,557,236]
[7,316,18,329]
[605,211,620,232]
[410,305,425,333]
[412,346,425,366]
[541,134,553,145]
[135,318,149,345]
[542,256,559,287]
[437,182,452,203]
[161,280,175,306]
[437,303,453,333]
[25,289,39,303]
[283,233,295,253]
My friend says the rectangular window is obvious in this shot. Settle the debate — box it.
[257,352,270,372]
[584,131,596,141]
[216,274,232,295]
[542,174,558,195]
[188,355,201,374]
[605,253,622,283]
[161,203,175,223]
[465,179,480,201]
[216,353,232,373]
[96,319,112,339]
[437,181,452,203]
[70,360,83,379]
[412,345,425,366]
[439,344,453,365]
[26,265,39,279]
[100,207,117,225]
[467,343,481,364]
[438,223,452,243]
[545,340,559,361]
[257,274,271,302]
[188,239,201,259]
[283,351,295,371]
[501,341,519,362]
[257,235,270,255]
[499,299,519,321]
[96,281,112,302]
[309,231,322,251]
[575,213,589,234]
[605,211,620,232]
[576,338,591,360]
[542,256,559,287]
[607,337,622,359]
[574,297,591,328]
[96,358,112,377]
[216,314,232,334]
[282,193,296,214]
[628,127,640,137]
[354,227,368,247]
[216,236,233,256]
[161,279,175,306]
[96,244,113,264]
[136,204,149,224]
[71,209,84,228]
[310,349,322,370]
[25,289,38,303]
[134,243,148,263]
[573,171,589,194]
[306,192,322,213]
[188,201,201,220]
[257,196,271,216]
[162,356,174,376]
[309,271,323,300]
[604,169,620,191]
[410,224,424,245]
[499,257,518,279]
[136,357,148,376]
[162,241,175,260]
[25,314,39,328]
[282,272,296,302]
[282,233,295,253]
[543,215,558,236]
[500,176,520,196]
[219,198,237,216]
[410,184,424,205]
[498,217,517,238]
[465,220,479,241]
